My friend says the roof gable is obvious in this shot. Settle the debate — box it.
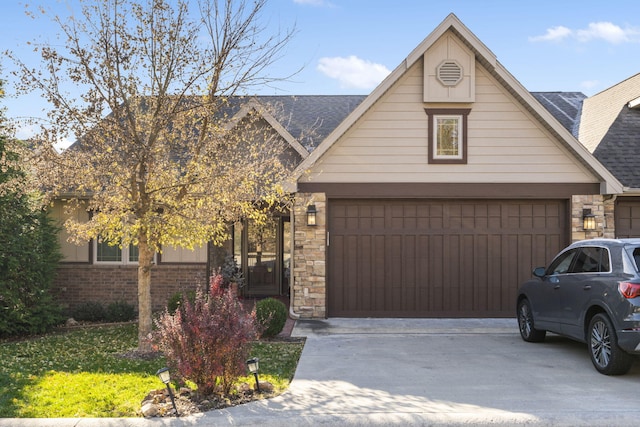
[222,95,366,156]
[579,73,640,189]
[293,13,622,194]
[225,98,309,159]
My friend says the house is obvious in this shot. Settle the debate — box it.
[51,95,366,311]
[51,14,636,319]
[577,74,640,238]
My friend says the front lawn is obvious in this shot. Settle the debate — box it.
[0,324,303,418]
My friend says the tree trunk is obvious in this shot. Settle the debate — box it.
[137,237,154,352]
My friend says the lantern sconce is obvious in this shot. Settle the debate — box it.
[583,208,596,231]
[306,204,317,226]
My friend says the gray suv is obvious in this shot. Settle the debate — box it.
[516,238,640,375]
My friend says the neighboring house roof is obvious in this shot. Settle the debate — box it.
[231,95,366,152]
[291,13,623,195]
[592,106,640,189]
[530,92,586,138]
[67,95,366,159]
[578,73,640,191]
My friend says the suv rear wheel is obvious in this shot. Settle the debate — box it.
[588,313,634,375]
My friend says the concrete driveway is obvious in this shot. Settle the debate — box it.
[3,318,640,426]
[210,318,640,426]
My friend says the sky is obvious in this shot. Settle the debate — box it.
[2,0,640,145]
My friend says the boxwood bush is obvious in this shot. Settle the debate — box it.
[71,302,107,322]
[106,301,136,322]
[256,298,287,338]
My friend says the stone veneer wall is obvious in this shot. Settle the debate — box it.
[571,194,616,241]
[292,192,327,318]
[52,263,207,314]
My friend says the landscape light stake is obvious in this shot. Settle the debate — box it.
[246,357,261,393]
[156,367,179,417]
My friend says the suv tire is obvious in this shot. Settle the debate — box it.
[588,313,634,375]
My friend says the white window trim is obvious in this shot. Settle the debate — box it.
[433,114,463,160]
[425,108,470,165]
[93,239,156,265]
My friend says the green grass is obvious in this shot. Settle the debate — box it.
[0,324,304,418]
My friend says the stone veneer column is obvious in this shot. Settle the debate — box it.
[571,194,616,241]
[291,192,326,318]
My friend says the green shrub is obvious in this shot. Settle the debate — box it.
[256,298,287,338]
[0,132,64,337]
[106,301,136,322]
[71,302,107,322]
[166,290,195,315]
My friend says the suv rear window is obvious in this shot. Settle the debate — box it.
[633,248,640,271]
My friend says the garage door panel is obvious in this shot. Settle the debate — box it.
[616,198,640,238]
[428,234,443,312]
[487,234,502,311]
[328,199,567,317]
[329,234,343,314]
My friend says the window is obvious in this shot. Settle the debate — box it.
[94,239,145,264]
[572,247,610,273]
[425,109,470,164]
[547,249,577,275]
[547,247,611,275]
[633,248,640,272]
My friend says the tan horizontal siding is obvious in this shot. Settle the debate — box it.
[161,245,207,263]
[51,200,90,263]
[305,60,596,185]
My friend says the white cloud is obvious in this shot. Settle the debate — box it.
[317,55,391,89]
[13,123,73,152]
[13,123,37,140]
[580,80,600,92]
[54,136,73,153]
[529,26,572,42]
[530,22,640,44]
[576,22,631,44]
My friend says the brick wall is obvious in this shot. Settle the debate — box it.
[52,263,207,314]
[292,192,327,318]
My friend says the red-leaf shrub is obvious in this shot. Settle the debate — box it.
[154,274,258,396]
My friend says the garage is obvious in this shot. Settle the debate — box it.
[328,199,568,317]
[616,198,640,238]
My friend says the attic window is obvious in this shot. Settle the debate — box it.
[437,60,463,87]
[425,108,470,164]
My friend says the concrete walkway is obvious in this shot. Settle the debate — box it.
[3,318,640,426]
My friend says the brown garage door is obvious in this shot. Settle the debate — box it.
[616,198,640,238]
[328,199,567,317]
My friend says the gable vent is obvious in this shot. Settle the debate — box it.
[437,60,463,86]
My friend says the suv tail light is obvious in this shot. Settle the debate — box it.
[619,282,640,299]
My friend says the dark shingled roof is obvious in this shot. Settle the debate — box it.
[229,95,367,151]
[592,105,640,189]
[68,95,367,153]
[530,92,586,137]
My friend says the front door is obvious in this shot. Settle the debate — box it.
[234,216,290,297]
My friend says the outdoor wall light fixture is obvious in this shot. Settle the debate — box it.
[156,367,179,417]
[306,204,317,226]
[583,208,596,231]
[246,357,261,393]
